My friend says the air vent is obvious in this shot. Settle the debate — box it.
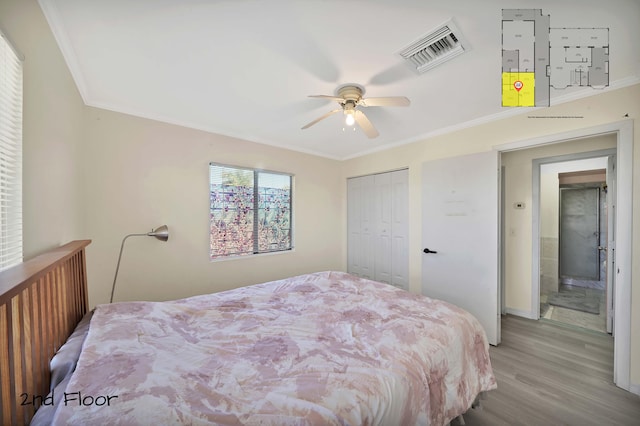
[398,19,467,74]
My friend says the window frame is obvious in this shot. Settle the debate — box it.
[209,162,294,260]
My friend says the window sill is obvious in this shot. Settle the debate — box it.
[209,247,295,263]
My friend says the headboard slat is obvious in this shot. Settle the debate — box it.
[0,305,11,425]
[8,296,22,425]
[0,240,91,425]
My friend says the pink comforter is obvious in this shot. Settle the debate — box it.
[52,271,496,425]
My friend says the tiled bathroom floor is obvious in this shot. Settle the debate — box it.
[540,284,607,334]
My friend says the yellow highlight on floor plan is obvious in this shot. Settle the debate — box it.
[502,72,535,107]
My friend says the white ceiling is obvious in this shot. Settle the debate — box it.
[39,0,640,160]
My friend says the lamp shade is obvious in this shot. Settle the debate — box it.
[147,225,169,241]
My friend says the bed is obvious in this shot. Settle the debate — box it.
[1,241,496,425]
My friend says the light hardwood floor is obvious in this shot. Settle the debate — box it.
[463,315,640,426]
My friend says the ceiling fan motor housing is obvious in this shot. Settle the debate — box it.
[336,85,365,103]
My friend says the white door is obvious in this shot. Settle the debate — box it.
[347,175,375,279]
[374,172,393,284]
[391,170,409,289]
[422,151,500,345]
[373,170,409,289]
[559,187,601,279]
[348,171,409,289]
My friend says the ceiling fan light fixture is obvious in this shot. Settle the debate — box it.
[345,110,355,126]
[303,83,410,138]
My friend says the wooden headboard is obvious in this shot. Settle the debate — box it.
[0,240,91,426]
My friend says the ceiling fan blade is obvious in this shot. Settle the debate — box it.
[354,110,379,139]
[308,95,345,102]
[360,96,410,107]
[301,109,342,129]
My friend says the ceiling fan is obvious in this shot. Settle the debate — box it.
[301,84,410,138]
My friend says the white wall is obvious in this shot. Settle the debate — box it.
[0,0,85,259]
[3,0,344,313]
[82,107,344,306]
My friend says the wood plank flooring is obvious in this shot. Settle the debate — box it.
[463,315,640,426]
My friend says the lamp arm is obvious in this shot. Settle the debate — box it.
[109,233,147,303]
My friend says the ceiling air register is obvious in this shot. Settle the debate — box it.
[399,19,467,73]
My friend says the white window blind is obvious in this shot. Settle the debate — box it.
[209,163,292,259]
[0,31,23,271]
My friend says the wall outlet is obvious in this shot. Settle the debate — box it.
[514,202,526,209]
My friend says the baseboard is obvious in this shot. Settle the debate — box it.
[630,383,640,396]
[505,307,537,320]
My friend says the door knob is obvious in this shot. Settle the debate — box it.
[423,248,438,254]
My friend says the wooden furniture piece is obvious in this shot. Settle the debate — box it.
[0,240,90,426]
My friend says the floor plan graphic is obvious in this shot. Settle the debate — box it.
[502,9,609,107]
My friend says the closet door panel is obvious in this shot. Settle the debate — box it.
[391,169,409,289]
[375,173,393,284]
[348,170,408,289]
[360,176,375,279]
[347,175,375,279]
[347,177,363,276]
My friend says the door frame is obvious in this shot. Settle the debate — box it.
[536,152,613,311]
[606,155,616,334]
[495,119,633,392]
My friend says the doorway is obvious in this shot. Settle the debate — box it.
[497,119,632,392]
[538,157,611,333]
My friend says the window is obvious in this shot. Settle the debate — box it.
[209,163,292,259]
[0,31,23,271]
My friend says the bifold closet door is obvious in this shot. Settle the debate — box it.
[347,170,408,290]
[347,175,375,279]
[373,170,409,288]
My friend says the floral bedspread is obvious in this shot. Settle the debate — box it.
[52,271,496,425]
